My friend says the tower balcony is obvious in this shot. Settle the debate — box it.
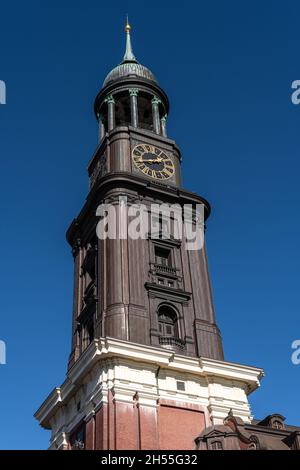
[159,335,186,352]
[154,263,177,277]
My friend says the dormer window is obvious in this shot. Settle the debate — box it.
[256,414,286,430]
[273,420,284,430]
[211,440,223,450]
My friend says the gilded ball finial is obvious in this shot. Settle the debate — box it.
[125,15,131,33]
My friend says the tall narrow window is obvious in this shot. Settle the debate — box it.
[115,93,131,126]
[138,92,153,131]
[158,306,178,337]
[81,316,95,352]
[155,247,171,267]
[82,241,98,308]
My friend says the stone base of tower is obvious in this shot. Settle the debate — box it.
[35,338,263,450]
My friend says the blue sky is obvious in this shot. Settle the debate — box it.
[0,0,299,449]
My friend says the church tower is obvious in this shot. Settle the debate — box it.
[35,21,263,450]
[67,17,224,370]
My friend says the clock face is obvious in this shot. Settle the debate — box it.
[132,144,175,180]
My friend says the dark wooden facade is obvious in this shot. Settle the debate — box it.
[67,70,224,369]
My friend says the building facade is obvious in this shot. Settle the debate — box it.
[34,21,300,450]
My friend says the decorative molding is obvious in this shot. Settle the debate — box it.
[35,337,264,443]
[105,94,115,104]
[129,88,139,97]
[147,234,182,248]
[145,282,191,303]
[152,97,161,106]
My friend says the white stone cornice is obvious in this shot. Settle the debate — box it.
[34,387,63,430]
[35,337,264,430]
[200,357,264,392]
[111,385,135,404]
[207,402,253,424]
[135,390,158,408]
[102,337,172,365]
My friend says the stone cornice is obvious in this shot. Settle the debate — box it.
[66,172,211,246]
[34,338,264,430]
[145,282,191,302]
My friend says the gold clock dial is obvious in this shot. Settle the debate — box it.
[132,144,175,180]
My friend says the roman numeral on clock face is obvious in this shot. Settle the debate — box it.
[132,143,175,181]
[147,169,154,177]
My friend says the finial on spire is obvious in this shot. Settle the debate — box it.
[123,15,137,63]
[125,15,131,33]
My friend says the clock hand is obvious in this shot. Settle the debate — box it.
[136,157,164,164]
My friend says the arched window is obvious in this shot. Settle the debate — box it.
[158,306,178,338]
[138,91,153,131]
[273,420,283,430]
[115,92,131,127]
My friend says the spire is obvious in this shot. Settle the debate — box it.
[122,15,137,63]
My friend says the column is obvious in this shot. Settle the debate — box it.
[105,94,115,131]
[129,88,139,127]
[136,392,159,449]
[113,387,137,450]
[151,96,161,134]
[160,114,167,137]
[97,113,105,143]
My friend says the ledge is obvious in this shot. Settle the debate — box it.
[34,337,264,429]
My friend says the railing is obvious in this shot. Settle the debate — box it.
[114,121,154,132]
[154,264,177,276]
[159,336,186,351]
[140,122,154,132]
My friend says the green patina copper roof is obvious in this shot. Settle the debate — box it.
[103,18,158,87]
